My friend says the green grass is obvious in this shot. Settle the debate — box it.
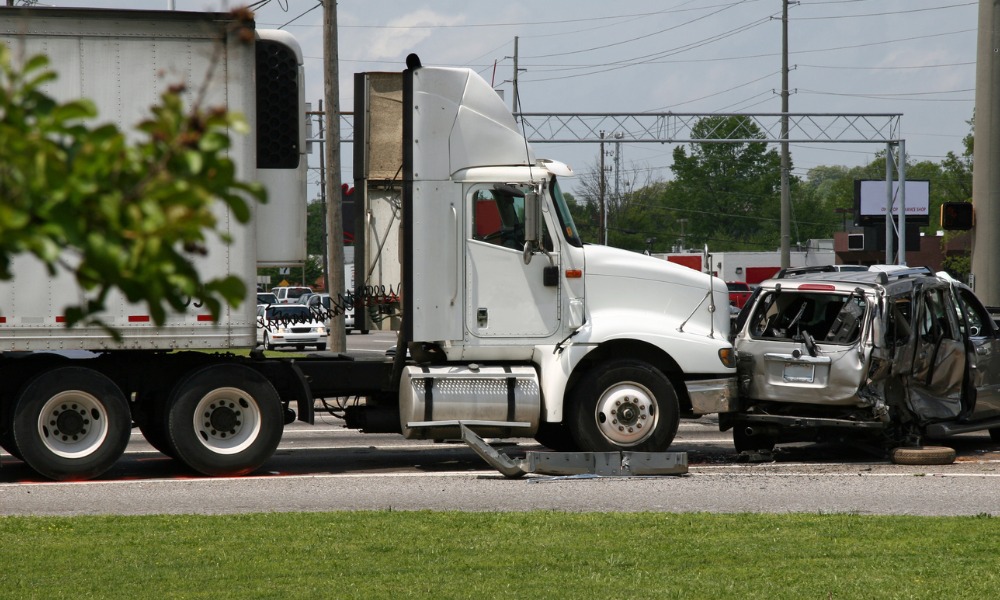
[0,511,996,599]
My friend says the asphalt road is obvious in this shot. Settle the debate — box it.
[3,331,1000,516]
[3,412,1000,517]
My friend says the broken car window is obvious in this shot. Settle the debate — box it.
[749,292,865,345]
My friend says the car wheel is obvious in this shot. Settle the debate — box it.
[12,367,131,480]
[569,359,679,452]
[165,364,283,477]
[316,344,327,351]
[263,332,276,351]
[890,445,956,465]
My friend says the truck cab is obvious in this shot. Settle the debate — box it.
[347,59,738,452]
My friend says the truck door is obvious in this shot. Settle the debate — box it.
[466,184,559,338]
[954,286,1000,419]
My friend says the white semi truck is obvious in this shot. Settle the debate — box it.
[0,8,737,481]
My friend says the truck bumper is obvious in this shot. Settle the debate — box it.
[686,377,739,415]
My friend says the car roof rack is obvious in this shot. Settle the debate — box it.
[770,265,936,287]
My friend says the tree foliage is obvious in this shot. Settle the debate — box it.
[0,44,265,331]
[665,116,786,251]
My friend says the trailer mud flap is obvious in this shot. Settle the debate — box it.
[458,424,688,478]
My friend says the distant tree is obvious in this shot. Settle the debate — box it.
[0,41,264,332]
[665,116,787,250]
[306,199,326,256]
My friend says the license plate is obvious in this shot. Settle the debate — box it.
[783,362,815,383]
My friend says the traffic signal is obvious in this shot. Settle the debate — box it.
[940,202,974,231]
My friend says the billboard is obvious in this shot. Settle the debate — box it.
[853,180,930,226]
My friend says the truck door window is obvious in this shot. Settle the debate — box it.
[472,186,527,250]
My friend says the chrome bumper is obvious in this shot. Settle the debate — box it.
[686,377,739,414]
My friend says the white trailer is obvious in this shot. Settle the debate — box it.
[0,9,737,482]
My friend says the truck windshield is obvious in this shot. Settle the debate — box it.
[550,177,583,248]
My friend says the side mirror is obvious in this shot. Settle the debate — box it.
[522,191,540,265]
[524,191,540,244]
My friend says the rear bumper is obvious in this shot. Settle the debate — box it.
[686,377,739,414]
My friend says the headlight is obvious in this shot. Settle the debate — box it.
[718,347,737,369]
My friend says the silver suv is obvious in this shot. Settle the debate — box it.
[725,267,1000,454]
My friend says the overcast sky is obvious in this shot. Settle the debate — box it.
[16,0,979,199]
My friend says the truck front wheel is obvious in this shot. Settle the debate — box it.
[165,364,283,477]
[569,359,680,452]
[12,367,131,480]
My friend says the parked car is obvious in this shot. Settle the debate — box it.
[727,281,752,309]
[256,292,278,306]
[271,286,313,304]
[256,304,327,350]
[724,267,1000,459]
[294,292,317,306]
[304,293,363,333]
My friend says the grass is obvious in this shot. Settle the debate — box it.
[0,511,997,599]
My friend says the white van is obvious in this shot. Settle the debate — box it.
[271,286,313,304]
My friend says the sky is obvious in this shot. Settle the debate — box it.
[9,0,979,201]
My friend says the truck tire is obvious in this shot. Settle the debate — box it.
[890,445,956,466]
[11,367,131,481]
[165,364,283,477]
[0,407,23,460]
[568,359,679,452]
[134,392,175,458]
[989,427,1000,443]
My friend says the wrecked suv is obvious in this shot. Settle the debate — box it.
[723,267,1000,454]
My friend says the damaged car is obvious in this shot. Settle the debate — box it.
[723,267,1000,458]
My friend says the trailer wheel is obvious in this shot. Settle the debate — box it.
[165,364,283,476]
[134,392,175,458]
[890,445,956,465]
[11,367,131,481]
[1,391,23,459]
[569,359,679,452]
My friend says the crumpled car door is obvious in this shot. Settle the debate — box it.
[904,286,965,420]
[954,286,1000,419]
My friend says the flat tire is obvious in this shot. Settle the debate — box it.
[890,445,956,466]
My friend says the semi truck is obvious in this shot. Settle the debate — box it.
[0,8,737,482]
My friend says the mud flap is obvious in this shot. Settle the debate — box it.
[459,424,688,478]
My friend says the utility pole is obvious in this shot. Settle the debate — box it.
[512,36,520,116]
[323,0,347,351]
[317,100,330,294]
[599,131,607,245]
[779,0,791,268]
[972,0,999,303]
